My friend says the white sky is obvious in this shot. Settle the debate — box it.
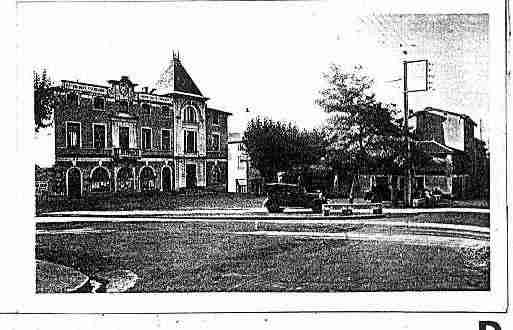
[18,2,489,166]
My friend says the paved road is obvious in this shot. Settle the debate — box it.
[35,211,490,293]
[36,212,489,250]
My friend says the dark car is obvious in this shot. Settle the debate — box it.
[262,183,328,213]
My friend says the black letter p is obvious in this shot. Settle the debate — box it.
[479,321,501,330]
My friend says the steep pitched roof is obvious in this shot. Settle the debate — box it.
[155,54,203,97]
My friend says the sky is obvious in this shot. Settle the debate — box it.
[18,2,489,166]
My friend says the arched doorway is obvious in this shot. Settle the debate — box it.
[90,167,110,193]
[162,166,173,192]
[67,167,82,198]
[116,167,134,192]
[140,166,156,191]
[186,164,197,188]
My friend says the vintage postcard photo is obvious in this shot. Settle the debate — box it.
[11,0,508,314]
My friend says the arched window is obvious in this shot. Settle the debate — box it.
[184,106,197,123]
[116,167,134,192]
[90,167,110,192]
[140,166,156,191]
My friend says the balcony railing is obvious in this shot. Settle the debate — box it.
[56,147,112,158]
[112,148,141,159]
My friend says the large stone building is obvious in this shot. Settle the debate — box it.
[52,53,231,197]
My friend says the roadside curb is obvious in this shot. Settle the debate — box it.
[37,208,489,221]
[37,212,393,221]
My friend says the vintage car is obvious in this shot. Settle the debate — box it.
[262,183,327,213]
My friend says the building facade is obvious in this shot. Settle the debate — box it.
[227,133,264,194]
[52,54,230,197]
[411,107,488,198]
[354,107,489,201]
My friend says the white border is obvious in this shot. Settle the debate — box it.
[5,0,507,315]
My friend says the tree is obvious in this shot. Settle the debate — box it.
[34,69,56,132]
[315,64,403,195]
[243,117,327,181]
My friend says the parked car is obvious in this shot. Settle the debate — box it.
[262,183,328,213]
[412,188,453,208]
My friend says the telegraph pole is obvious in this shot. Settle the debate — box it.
[403,60,412,206]
[402,59,431,207]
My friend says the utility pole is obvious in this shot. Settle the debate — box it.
[402,59,431,207]
[403,60,412,206]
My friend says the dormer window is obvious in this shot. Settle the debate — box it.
[184,106,197,123]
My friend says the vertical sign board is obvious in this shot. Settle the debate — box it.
[406,59,428,92]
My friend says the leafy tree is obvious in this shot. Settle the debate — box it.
[243,117,327,181]
[315,64,404,194]
[34,69,56,132]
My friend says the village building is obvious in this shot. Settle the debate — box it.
[411,107,489,198]
[227,133,264,194]
[50,53,231,197]
[357,107,489,200]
